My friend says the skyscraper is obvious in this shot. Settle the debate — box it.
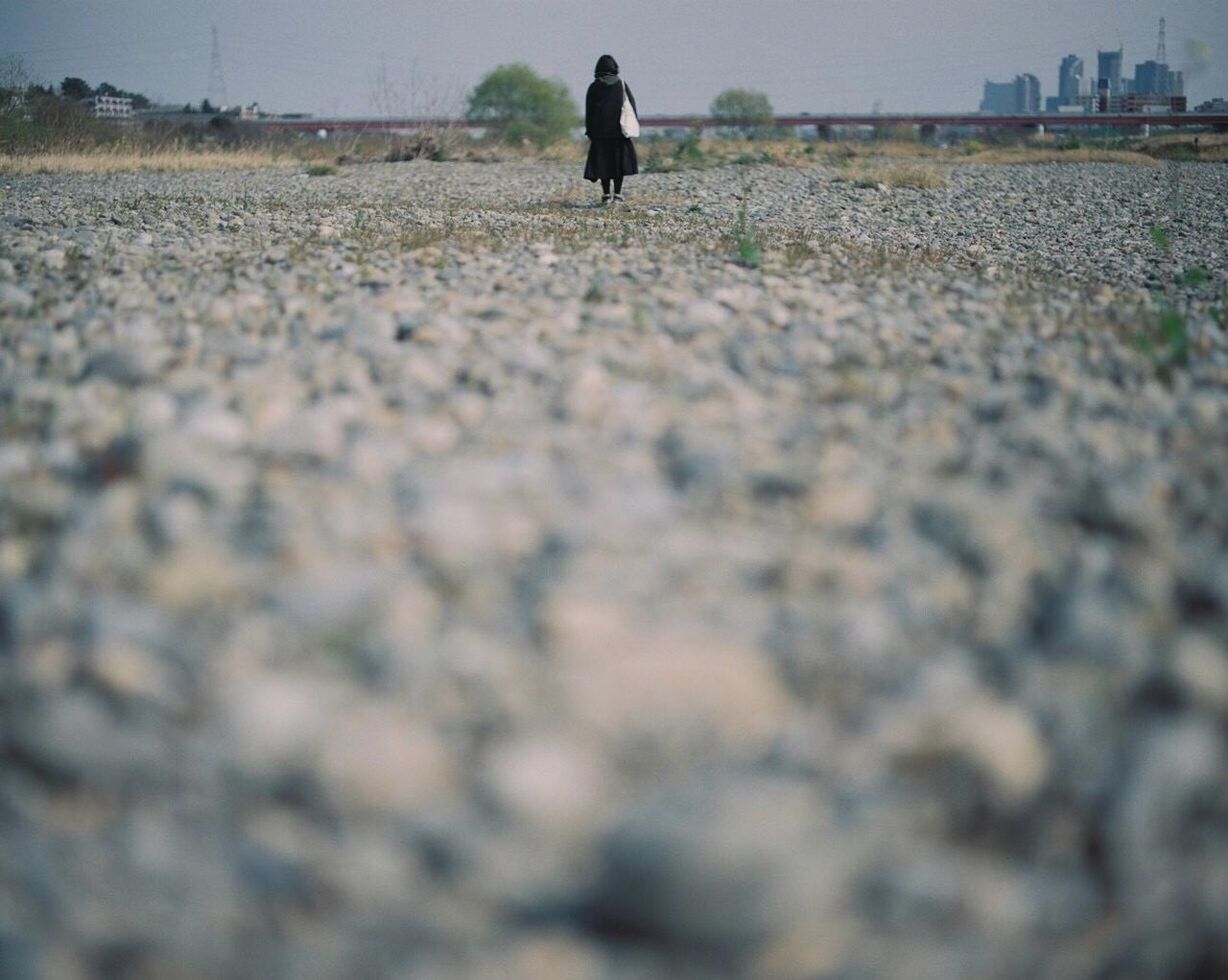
[1058,55,1084,105]
[1134,60,1166,96]
[1135,60,1184,97]
[1098,48,1123,96]
[1017,74,1041,113]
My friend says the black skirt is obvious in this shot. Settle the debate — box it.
[584,137,638,182]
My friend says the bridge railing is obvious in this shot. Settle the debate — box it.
[250,113,1228,132]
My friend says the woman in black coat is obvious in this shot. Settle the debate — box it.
[584,54,638,204]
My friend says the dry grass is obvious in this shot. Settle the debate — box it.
[961,147,1163,168]
[1136,132,1228,149]
[535,140,586,163]
[866,163,947,188]
[835,140,947,160]
[834,161,948,190]
[0,148,293,175]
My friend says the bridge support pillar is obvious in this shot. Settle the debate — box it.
[815,124,832,141]
[919,124,937,144]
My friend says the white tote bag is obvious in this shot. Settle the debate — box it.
[620,82,640,138]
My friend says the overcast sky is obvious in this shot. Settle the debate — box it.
[3,0,1225,116]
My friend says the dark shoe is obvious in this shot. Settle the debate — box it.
[600,194,611,206]
[612,193,624,203]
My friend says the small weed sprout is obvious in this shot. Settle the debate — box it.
[730,197,763,268]
[1180,267,1209,288]
[1158,308,1190,367]
[306,163,338,177]
[1214,293,1228,332]
[1134,222,1205,379]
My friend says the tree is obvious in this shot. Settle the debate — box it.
[61,76,92,100]
[200,98,215,114]
[465,63,578,148]
[710,88,775,139]
[1,55,28,92]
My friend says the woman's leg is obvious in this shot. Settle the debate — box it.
[613,175,624,196]
[600,178,611,196]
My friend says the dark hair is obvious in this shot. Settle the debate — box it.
[595,54,619,76]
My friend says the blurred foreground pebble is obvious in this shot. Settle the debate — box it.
[1,159,1227,978]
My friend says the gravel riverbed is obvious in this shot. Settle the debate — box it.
[2,159,1227,978]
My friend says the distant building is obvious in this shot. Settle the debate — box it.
[239,102,261,120]
[980,80,1017,113]
[1058,55,1084,105]
[980,75,1039,113]
[1133,60,1183,97]
[1194,97,1228,112]
[1117,94,1186,113]
[1017,73,1041,113]
[1097,48,1123,96]
[1135,60,1162,95]
[1096,92,1186,114]
[1063,96,1098,113]
[87,94,133,118]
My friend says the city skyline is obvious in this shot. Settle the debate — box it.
[3,0,1225,117]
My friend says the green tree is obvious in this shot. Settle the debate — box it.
[200,98,215,114]
[465,63,578,147]
[60,76,92,100]
[710,88,775,138]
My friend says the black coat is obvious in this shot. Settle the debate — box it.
[585,79,637,140]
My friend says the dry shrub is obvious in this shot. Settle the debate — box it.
[869,164,947,188]
[962,148,1162,168]
[536,140,585,163]
[836,162,947,189]
[0,147,290,174]
[831,140,947,160]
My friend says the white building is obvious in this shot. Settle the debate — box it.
[88,94,134,118]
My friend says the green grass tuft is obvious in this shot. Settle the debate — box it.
[1180,266,1210,288]
[730,202,763,268]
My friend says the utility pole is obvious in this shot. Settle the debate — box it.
[208,25,228,108]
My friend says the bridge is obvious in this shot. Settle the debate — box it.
[252,112,1228,133]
